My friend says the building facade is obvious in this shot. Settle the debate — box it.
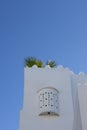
[19,65,87,130]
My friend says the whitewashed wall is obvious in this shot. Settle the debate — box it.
[78,84,87,130]
[19,66,87,130]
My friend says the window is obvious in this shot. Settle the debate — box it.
[38,87,59,116]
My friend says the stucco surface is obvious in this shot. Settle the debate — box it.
[19,66,87,130]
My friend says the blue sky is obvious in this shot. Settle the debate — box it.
[0,0,87,130]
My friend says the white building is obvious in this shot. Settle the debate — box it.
[19,65,87,130]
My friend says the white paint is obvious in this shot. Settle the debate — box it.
[78,85,87,130]
[19,66,87,130]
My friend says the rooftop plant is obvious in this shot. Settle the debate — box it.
[25,57,57,68]
[25,57,43,68]
[46,60,57,68]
